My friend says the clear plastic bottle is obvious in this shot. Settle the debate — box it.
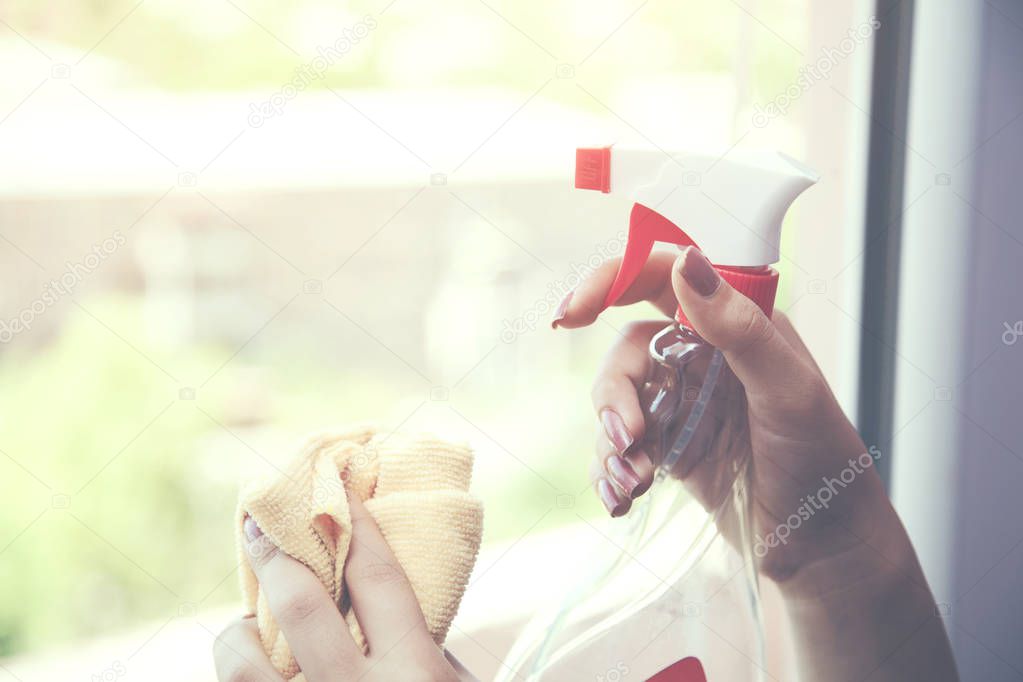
[641,268,770,517]
[499,146,816,681]
[643,321,748,491]
[500,311,767,681]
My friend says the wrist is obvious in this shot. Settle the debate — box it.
[775,506,959,682]
[772,495,923,604]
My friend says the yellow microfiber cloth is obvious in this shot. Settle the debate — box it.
[235,425,483,680]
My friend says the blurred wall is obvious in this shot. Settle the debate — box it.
[892,0,1023,679]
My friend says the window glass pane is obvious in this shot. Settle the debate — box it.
[0,2,871,678]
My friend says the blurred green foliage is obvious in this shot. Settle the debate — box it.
[0,295,605,655]
[0,0,808,657]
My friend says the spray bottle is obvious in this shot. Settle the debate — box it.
[499,146,818,681]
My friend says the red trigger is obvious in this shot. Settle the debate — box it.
[602,204,696,310]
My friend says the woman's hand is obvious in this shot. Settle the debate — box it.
[555,247,890,586]
[554,247,958,681]
[213,493,475,682]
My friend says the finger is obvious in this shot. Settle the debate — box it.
[591,457,632,518]
[345,492,431,655]
[243,517,362,681]
[553,251,681,328]
[591,436,629,516]
[671,248,817,401]
[592,432,654,510]
[623,447,656,497]
[213,616,286,682]
[590,320,663,453]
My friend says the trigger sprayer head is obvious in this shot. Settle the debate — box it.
[574,145,818,317]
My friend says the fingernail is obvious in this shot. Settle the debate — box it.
[680,247,720,297]
[597,478,628,517]
[625,449,653,498]
[600,409,634,454]
[243,516,263,542]
[606,455,641,498]
[550,290,574,329]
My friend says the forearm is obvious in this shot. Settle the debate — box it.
[778,508,959,681]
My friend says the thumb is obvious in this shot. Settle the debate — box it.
[671,247,809,399]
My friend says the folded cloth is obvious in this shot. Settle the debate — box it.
[236,426,483,680]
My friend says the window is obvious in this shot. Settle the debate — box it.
[0,1,874,678]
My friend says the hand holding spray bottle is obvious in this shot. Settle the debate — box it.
[500,146,818,681]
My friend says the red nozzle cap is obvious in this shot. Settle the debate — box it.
[718,265,779,317]
[676,265,779,328]
[575,147,611,193]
